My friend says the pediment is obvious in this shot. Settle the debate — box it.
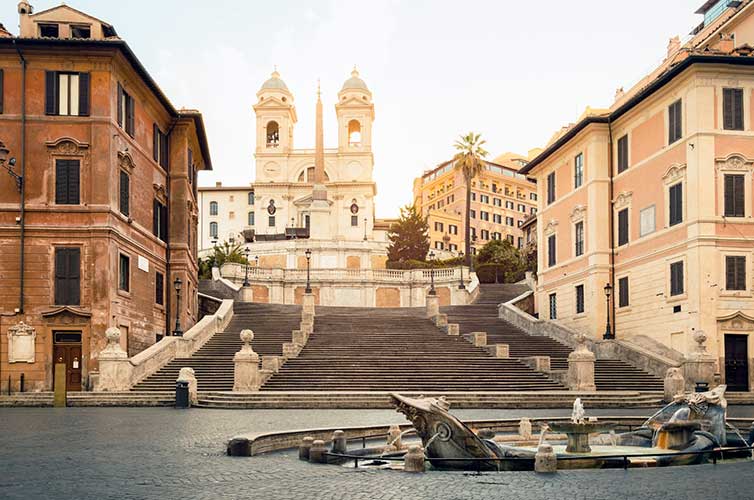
[293,194,332,207]
[41,306,92,324]
[717,310,754,330]
[32,4,109,26]
[254,96,291,108]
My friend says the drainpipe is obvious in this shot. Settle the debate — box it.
[607,117,616,338]
[13,40,26,315]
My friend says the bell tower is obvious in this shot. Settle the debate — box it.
[336,67,374,152]
[253,69,297,154]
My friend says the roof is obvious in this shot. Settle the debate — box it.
[1,37,212,170]
[198,185,253,192]
[260,70,289,91]
[28,4,118,37]
[341,68,369,92]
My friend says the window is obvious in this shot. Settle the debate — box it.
[617,208,629,246]
[153,124,169,169]
[493,198,502,207]
[449,225,458,235]
[530,193,537,201]
[506,217,514,226]
[117,83,135,137]
[640,205,656,237]
[118,253,130,292]
[493,214,502,224]
[153,200,168,242]
[70,25,91,39]
[505,201,514,209]
[480,211,489,221]
[575,285,585,314]
[547,234,556,267]
[471,192,476,201]
[0,69,4,114]
[506,234,514,244]
[470,210,476,219]
[549,293,557,320]
[669,183,683,226]
[481,229,490,240]
[547,172,556,204]
[209,222,218,238]
[517,220,523,227]
[434,222,444,232]
[517,237,523,249]
[670,261,684,296]
[248,192,255,205]
[723,88,744,131]
[492,232,501,240]
[726,256,747,291]
[724,174,745,217]
[435,241,444,250]
[471,227,476,239]
[54,247,80,305]
[266,121,280,146]
[39,23,59,37]
[618,277,629,308]
[480,194,490,204]
[668,99,682,144]
[518,204,526,213]
[449,243,458,252]
[55,159,80,204]
[209,201,218,216]
[348,120,361,145]
[45,71,89,116]
[574,153,583,188]
[351,215,358,226]
[617,135,629,173]
[119,170,130,217]
[575,221,584,256]
[155,271,164,306]
[248,211,255,226]
[268,216,275,227]
[447,194,454,204]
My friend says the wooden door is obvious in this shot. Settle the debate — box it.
[724,334,749,392]
[53,343,82,391]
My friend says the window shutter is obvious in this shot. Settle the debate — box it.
[723,89,733,130]
[726,256,736,290]
[67,248,81,305]
[153,124,159,162]
[45,71,57,115]
[0,69,4,114]
[117,83,123,127]
[78,72,90,116]
[54,249,67,304]
[153,199,159,236]
[126,95,135,137]
[67,160,80,204]
[160,132,169,170]
[160,202,168,241]
[733,89,743,130]
[120,170,129,216]
[618,209,629,246]
[156,272,164,305]
[734,175,744,217]
[55,160,68,204]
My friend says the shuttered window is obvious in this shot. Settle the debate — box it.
[155,271,164,305]
[547,234,556,267]
[153,124,169,169]
[209,222,218,238]
[670,261,684,296]
[54,247,80,305]
[55,159,80,204]
[0,69,4,114]
[549,293,557,320]
[547,172,556,204]
[574,153,583,188]
[119,170,130,216]
[248,211,255,226]
[117,83,134,137]
[153,199,168,242]
[725,256,746,291]
[723,88,744,131]
[668,99,682,144]
[574,221,584,257]
[618,208,629,246]
[669,183,683,227]
[575,285,584,314]
[724,174,745,217]
[44,71,89,116]
[118,254,130,292]
[617,135,628,173]
[618,277,629,308]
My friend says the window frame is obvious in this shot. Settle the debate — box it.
[668,99,683,145]
[669,260,685,298]
[723,173,745,218]
[119,169,130,217]
[209,221,218,238]
[617,134,629,174]
[53,246,81,306]
[724,255,748,292]
[618,276,629,308]
[549,293,557,320]
[118,252,131,293]
[546,171,556,204]
[574,153,584,189]
[722,87,744,131]
[54,158,81,205]
[574,220,584,257]
[575,284,585,315]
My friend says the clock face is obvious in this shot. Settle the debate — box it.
[350,203,359,214]
[267,200,276,215]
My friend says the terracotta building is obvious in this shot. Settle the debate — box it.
[412,152,538,258]
[0,3,211,391]
[521,0,754,391]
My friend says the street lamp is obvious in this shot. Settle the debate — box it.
[305,248,312,294]
[363,217,368,241]
[243,247,250,287]
[428,250,436,296]
[458,251,466,290]
[470,234,478,273]
[0,141,21,192]
[603,282,614,340]
[172,277,183,337]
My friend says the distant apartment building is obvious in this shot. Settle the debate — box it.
[521,0,754,391]
[198,183,255,250]
[413,153,538,258]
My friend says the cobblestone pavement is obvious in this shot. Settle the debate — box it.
[2,407,754,500]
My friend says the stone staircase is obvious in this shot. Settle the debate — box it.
[443,284,665,392]
[260,306,565,392]
[131,303,301,392]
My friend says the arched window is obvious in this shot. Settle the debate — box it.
[248,211,255,226]
[297,166,330,182]
[348,120,361,146]
[209,222,218,238]
[248,192,254,205]
[266,121,279,147]
[209,201,218,215]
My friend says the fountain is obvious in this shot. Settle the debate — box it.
[547,398,614,453]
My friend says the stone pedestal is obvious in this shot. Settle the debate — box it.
[331,430,347,454]
[240,285,253,302]
[426,294,439,318]
[95,327,133,392]
[302,292,316,316]
[682,330,717,392]
[447,323,459,336]
[567,334,596,391]
[233,329,260,392]
[523,356,551,373]
[434,314,448,328]
[299,436,314,460]
[309,439,327,463]
[664,367,685,402]
[403,445,425,473]
[177,367,198,405]
[466,331,486,347]
[487,343,508,358]
[534,443,557,473]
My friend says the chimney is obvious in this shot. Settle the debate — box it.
[667,36,681,59]
[215,181,222,187]
[718,33,735,53]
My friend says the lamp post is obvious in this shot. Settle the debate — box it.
[172,277,183,337]
[363,217,368,241]
[428,251,436,296]
[0,141,21,192]
[603,282,614,340]
[458,251,466,290]
[305,248,312,294]
[470,234,478,273]
[243,247,250,287]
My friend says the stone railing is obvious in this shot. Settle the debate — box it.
[94,299,234,391]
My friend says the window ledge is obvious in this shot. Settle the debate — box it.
[573,312,587,319]
[616,306,632,315]
[666,294,687,304]
[117,289,132,300]
[719,291,752,299]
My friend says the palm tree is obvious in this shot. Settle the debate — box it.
[453,132,488,266]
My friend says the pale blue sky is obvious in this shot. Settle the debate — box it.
[2,1,701,217]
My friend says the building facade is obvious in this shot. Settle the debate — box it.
[413,153,538,259]
[0,3,211,392]
[521,0,754,391]
[198,182,255,249]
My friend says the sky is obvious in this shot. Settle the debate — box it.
[2,1,701,217]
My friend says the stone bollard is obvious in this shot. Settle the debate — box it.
[177,367,198,405]
[434,314,448,328]
[387,424,402,450]
[567,334,596,391]
[523,356,551,373]
[331,430,347,454]
[233,329,260,391]
[466,331,486,347]
[95,326,133,392]
[299,436,314,461]
[227,437,251,456]
[663,367,685,402]
[403,445,425,473]
[447,323,460,336]
[240,285,253,302]
[426,294,439,318]
[519,418,533,440]
[534,443,557,473]
[487,344,509,358]
[309,440,327,464]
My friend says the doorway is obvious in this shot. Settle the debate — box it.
[53,331,82,391]
[724,334,749,392]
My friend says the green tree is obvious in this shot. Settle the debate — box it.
[452,132,488,266]
[386,204,430,262]
[475,239,526,283]
[199,241,249,279]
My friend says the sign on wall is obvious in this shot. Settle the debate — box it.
[7,321,36,363]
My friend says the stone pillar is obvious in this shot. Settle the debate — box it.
[534,443,557,473]
[299,436,314,460]
[682,331,717,392]
[95,327,133,392]
[177,367,198,405]
[664,367,685,402]
[309,440,327,463]
[302,292,316,316]
[567,334,596,391]
[54,363,67,407]
[331,430,347,454]
[466,331,487,347]
[403,445,425,473]
[434,314,448,329]
[426,294,439,318]
[486,344,508,358]
[233,329,260,392]
[523,356,551,373]
[240,285,253,302]
[447,323,460,336]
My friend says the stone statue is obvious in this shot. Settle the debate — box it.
[571,398,585,424]
[518,417,532,440]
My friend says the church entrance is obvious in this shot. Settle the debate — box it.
[724,334,749,392]
[53,331,82,391]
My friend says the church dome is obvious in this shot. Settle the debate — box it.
[341,68,369,92]
[261,70,289,91]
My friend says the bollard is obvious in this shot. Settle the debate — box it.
[331,430,347,454]
[309,440,327,464]
[227,437,251,456]
[175,380,190,408]
[299,436,314,461]
[403,445,425,473]
[53,363,67,407]
[20,373,24,393]
[534,443,557,473]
